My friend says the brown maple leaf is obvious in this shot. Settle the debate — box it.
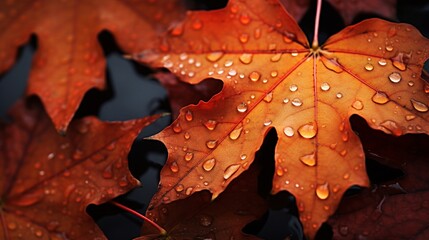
[328,125,429,239]
[0,0,185,133]
[138,158,267,240]
[0,99,158,239]
[133,0,429,238]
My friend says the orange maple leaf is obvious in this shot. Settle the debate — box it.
[0,99,158,239]
[134,0,429,238]
[0,0,185,133]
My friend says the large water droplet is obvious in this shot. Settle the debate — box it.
[283,126,294,137]
[364,63,374,71]
[206,140,217,149]
[224,164,240,180]
[206,52,224,62]
[249,71,260,82]
[320,82,330,91]
[352,100,364,110]
[224,59,234,67]
[185,110,193,121]
[184,152,194,161]
[236,102,248,113]
[229,125,243,140]
[289,84,298,92]
[316,183,330,200]
[372,92,389,104]
[239,53,253,64]
[264,92,273,102]
[170,161,179,173]
[271,53,282,62]
[388,72,402,83]
[204,120,217,131]
[300,152,316,166]
[410,99,428,112]
[298,122,317,139]
[203,158,216,171]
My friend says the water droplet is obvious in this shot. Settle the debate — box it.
[283,127,294,137]
[229,125,243,140]
[300,152,316,166]
[240,154,247,160]
[270,71,278,78]
[228,69,237,76]
[7,222,17,230]
[184,132,190,140]
[291,50,299,57]
[204,120,217,130]
[336,92,343,99]
[206,140,217,149]
[289,84,298,92]
[264,92,273,102]
[185,187,193,195]
[352,100,364,110]
[320,82,330,91]
[283,98,290,104]
[340,150,347,156]
[185,110,193,121]
[276,166,284,176]
[372,92,389,104]
[170,161,179,173]
[364,63,374,71]
[263,120,272,126]
[224,164,240,180]
[380,120,402,136]
[321,57,343,73]
[392,53,407,71]
[35,229,43,237]
[291,98,302,107]
[236,102,248,113]
[298,122,318,139]
[239,14,251,24]
[184,152,193,161]
[408,81,414,87]
[271,53,282,62]
[388,72,401,83]
[239,53,253,64]
[405,114,416,121]
[316,183,330,200]
[410,99,428,112]
[206,52,224,62]
[224,59,234,67]
[239,33,249,43]
[203,158,216,171]
[378,59,387,66]
[199,214,213,227]
[191,19,203,30]
[175,184,184,192]
[385,45,393,52]
[172,122,182,133]
[249,71,260,82]
[343,173,350,180]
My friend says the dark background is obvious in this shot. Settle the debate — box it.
[1,0,428,239]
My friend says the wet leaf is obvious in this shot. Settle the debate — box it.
[0,100,159,239]
[0,0,185,132]
[134,0,429,238]
[138,158,266,240]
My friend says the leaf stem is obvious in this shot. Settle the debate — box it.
[110,201,167,235]
[312,0,323,49]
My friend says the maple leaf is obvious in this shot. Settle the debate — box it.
[0,0,185,133]
[134,0,429,238]
[0,99,158,239]
[328,125,429,239]
[139,158,266,240]
[281,0,397,25]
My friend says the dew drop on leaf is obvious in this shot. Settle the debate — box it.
[343,173,350,180]
[298,122,318,139]
[239,14,251,25]
[172,122,182,133]
[300,152,316,166]
[206,52,224,62]
[206,140,217,149]
[202,158,216,172]
[372,92,389,104]
[385,45,393,52]
[410,99,429,112]
[405,114,416,121]
[236,102,248,113]
[291,98,303,107]
[352,100,364,110]
[388,72,402,83]
[263,120,272,126]
[185,110,193,121]
[320,82,330,91]
[175,184,184,192]
[283,126,294,137]
[316,182,330,200]
[223,164,240,180]
[249,71,260,82]
[170,161,179,173]
[364,63,374,71]
[378,58,387,66]
[229,125,243,140]
[239,33,249,43]
[336,92,343,99]
[380,120,403,136]
[239,53,253,64]
[204,120,217,131]
[7,222,17,230]
[191,19,203,30]
[289,84,298,92]
[276,166,284,176]
[184,132,190,140]
[321,57,343,73]
[270,53,282,62]
[263,92,273,102]
[184,152,193,161]
[185,187,193,195]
